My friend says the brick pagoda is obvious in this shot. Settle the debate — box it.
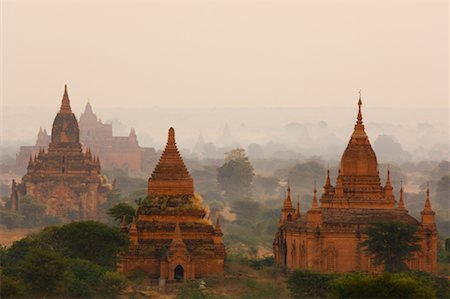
[274,96,438,273]
[11,85,111,219]
[119,127,226,281]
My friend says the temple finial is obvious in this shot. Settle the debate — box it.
[60,84,72,113]
[398,181,405,209]
[357,91,363,125]
[324,169,331,189]
[168,127,175,145]
[312,186,318,209]
[386,168,391,185]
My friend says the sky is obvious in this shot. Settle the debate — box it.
[1,0,449,109]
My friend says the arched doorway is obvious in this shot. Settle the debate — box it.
[174,264,184,281]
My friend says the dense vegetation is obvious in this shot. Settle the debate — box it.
[0,221,129,298]
[287,270,450,299]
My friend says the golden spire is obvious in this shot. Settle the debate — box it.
[60,84,72,113]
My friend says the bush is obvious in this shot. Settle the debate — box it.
[287,269,337,298]
[97,271,128,298]
[0,274,24,298]
[329,272,436,298]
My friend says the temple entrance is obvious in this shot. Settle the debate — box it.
[174,265,184,281]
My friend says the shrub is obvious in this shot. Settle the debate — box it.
[96,271,128,298]
[287,269,337,298]
[329,272,436,298]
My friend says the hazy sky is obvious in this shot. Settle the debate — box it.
[2,0,449,109]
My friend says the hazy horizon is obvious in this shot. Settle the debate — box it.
[2,0,449,109]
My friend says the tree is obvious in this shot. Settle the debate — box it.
[97,271,128,298]
[217,148,254,199]
[67,258,106,298]
[362,222,421,272]
[17,248,68,297]
[108,202,136,225]
[49,221,130,269]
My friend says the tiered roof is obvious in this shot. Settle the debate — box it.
[148,128,194,196]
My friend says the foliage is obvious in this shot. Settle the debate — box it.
[408,271,450,299]
[40,221,130,269]
[329,272,436,298]
[217,148,255,199]
[17,248,69,297]
[362,222,421,272]
[0,274,24,298]
[226,253,274,270]
[66,258,106,298]
[107,202,136,225]
[287,269,337,298]
[96,271,128,299]
[1,223,129,298]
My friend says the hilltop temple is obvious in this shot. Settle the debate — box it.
[118,127,226,281]
[15,102,157,175]
[10,86,111,219]
[274,97,437,273]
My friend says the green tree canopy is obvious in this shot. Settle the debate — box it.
[108,202,136,225]
[217,148,254,199]
[362,222,421,272]
[17,248,68,297]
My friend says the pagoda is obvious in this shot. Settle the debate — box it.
[119,127,226,281]
[11,85,111,219]
[274,95,438,273]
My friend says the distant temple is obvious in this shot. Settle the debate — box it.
[119,128,226,281]
[11,86,111,219]
[274,97,438,273]
[16,101,157,176]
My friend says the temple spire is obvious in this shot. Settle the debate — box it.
[148,127,194,196]
[294,195,301,218]
[60,84,72,113]
[283,182,293,209]
[398,181,405,209]
[312,185,318,209]
[357,90,363,125]
[349,92,369,143]
[84,100,93,114]
[423,185,432,211]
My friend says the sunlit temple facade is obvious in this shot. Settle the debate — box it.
[274,97,438,273]
[118,128,226,281]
